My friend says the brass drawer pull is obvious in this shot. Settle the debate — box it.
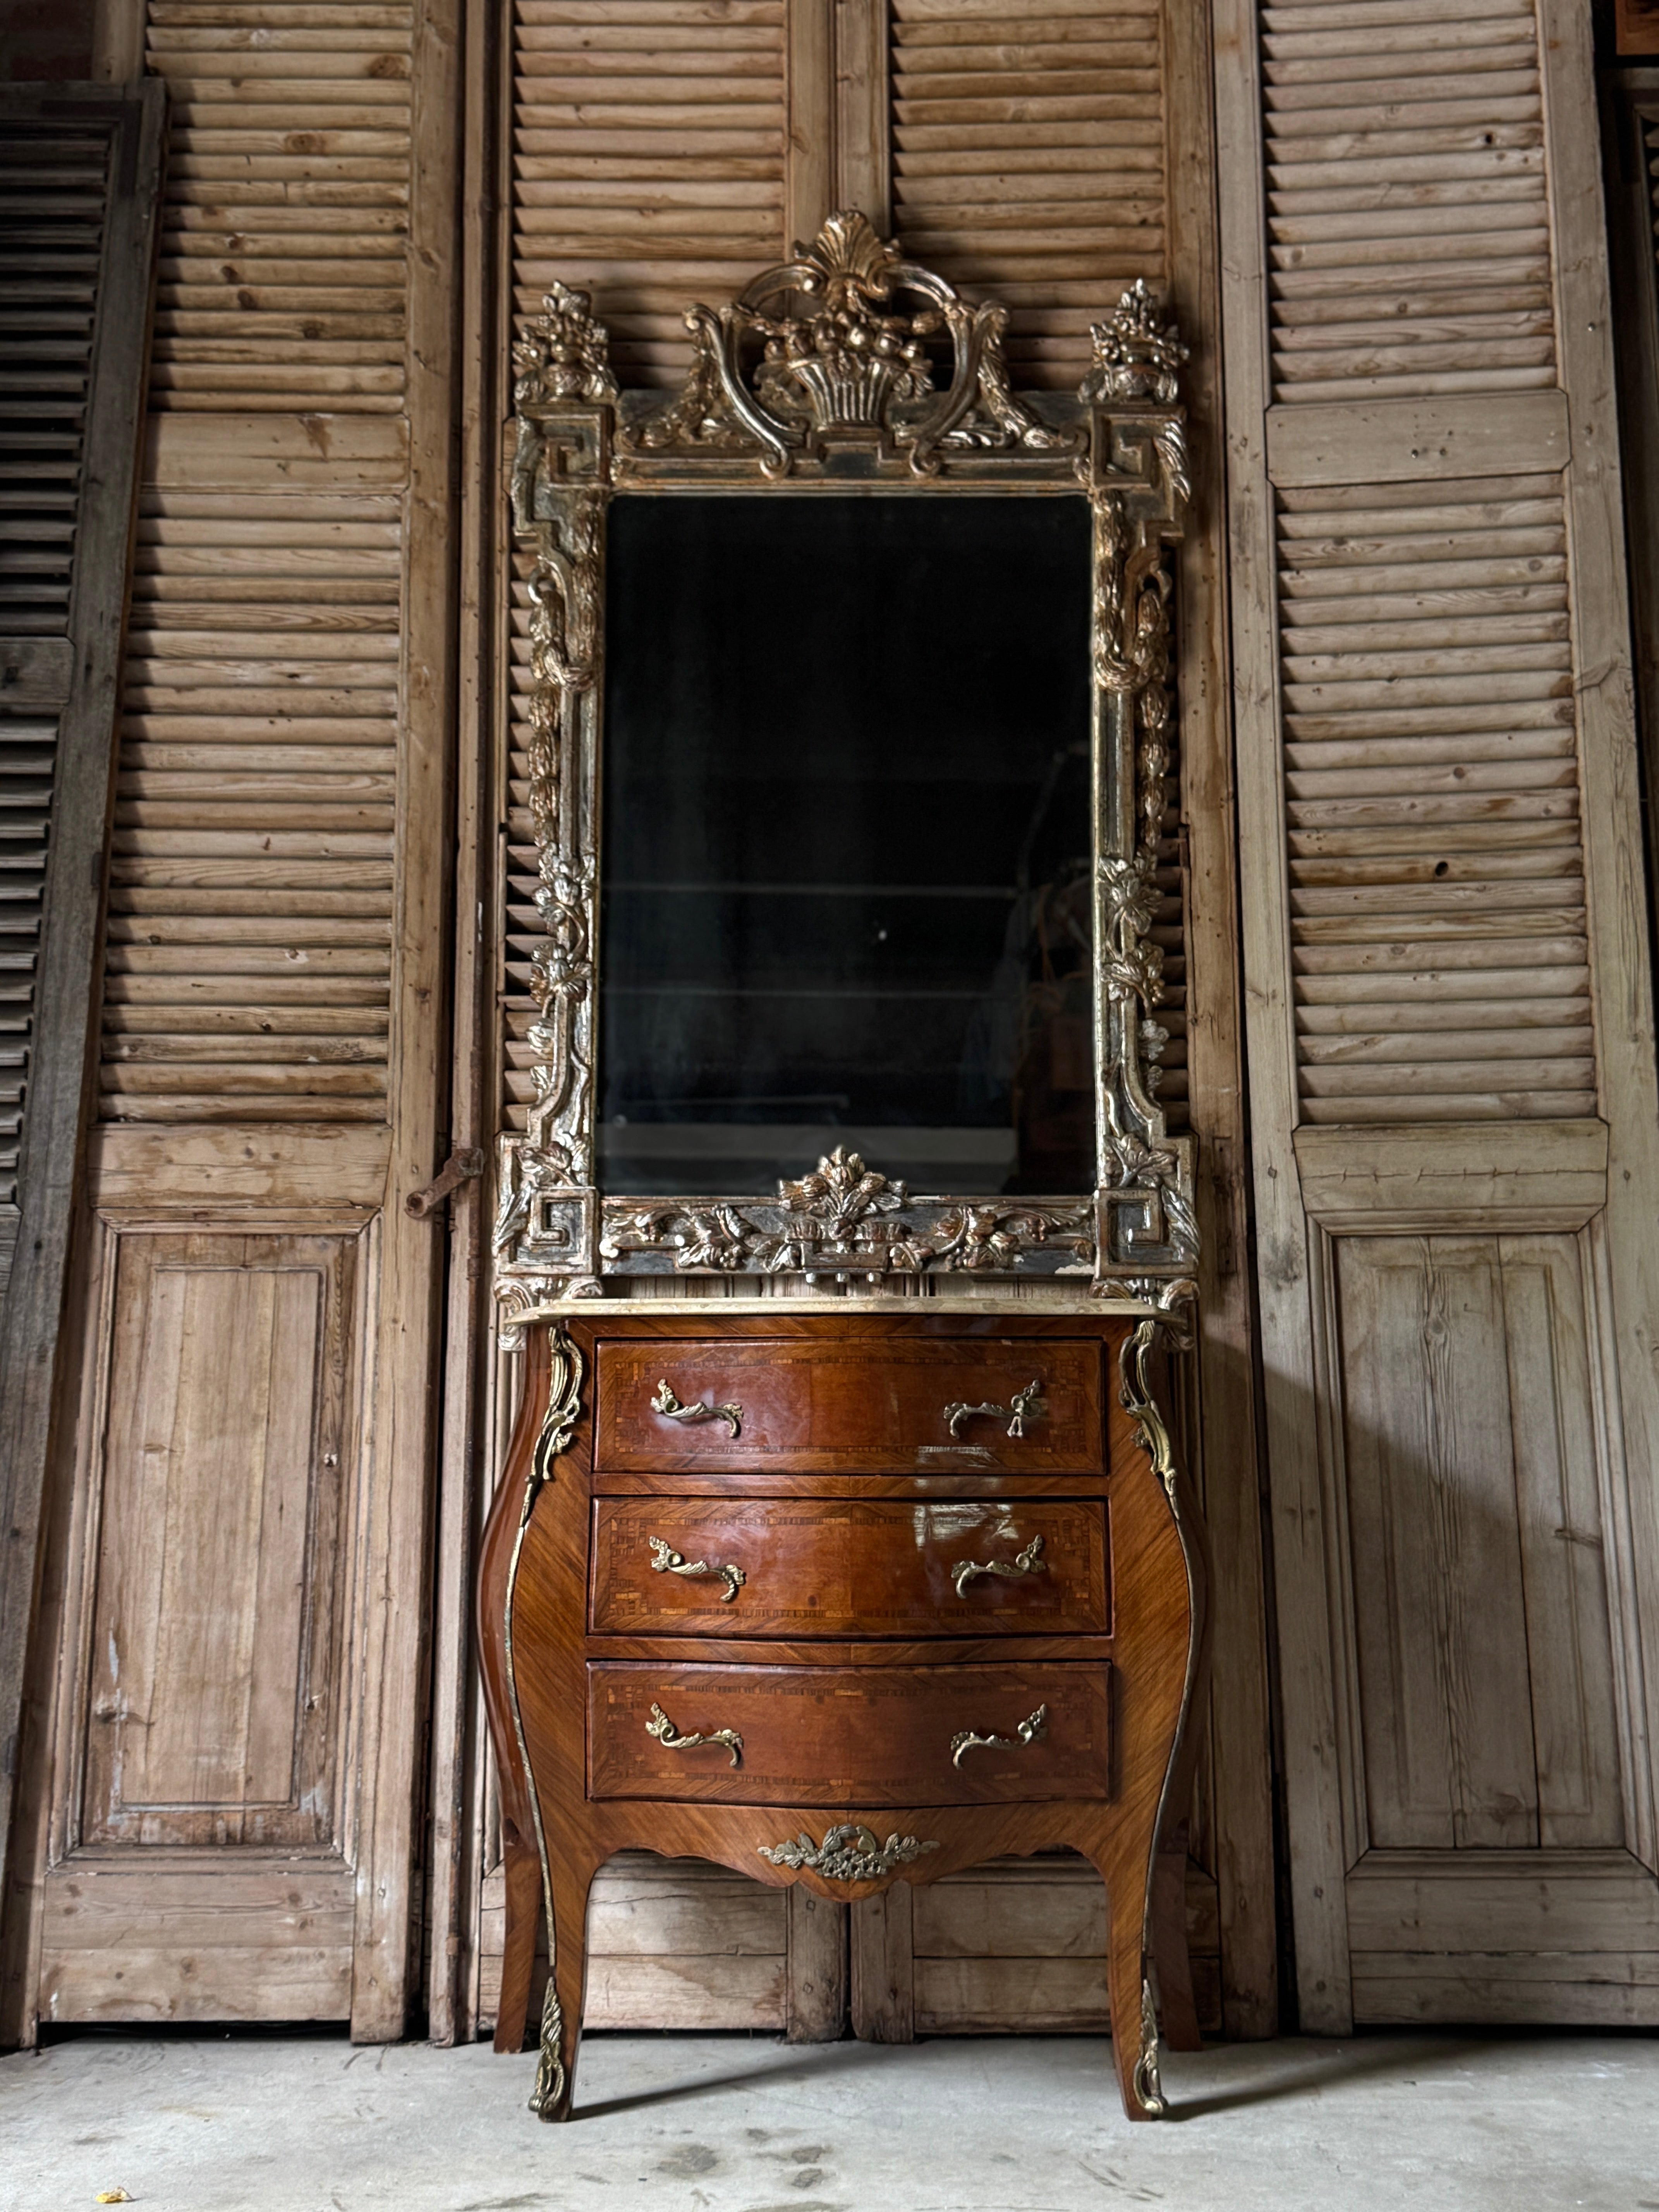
[649,1535,746,1602]
[651,1379,744,1437]
[951,1703,1048,1769]
[942,1379,1044,1441]
[646,1701,743,1767]
[951,1533,1046,1599]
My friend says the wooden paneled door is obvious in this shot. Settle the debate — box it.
[1,0,463,2044]
[1216,0,1659,2023]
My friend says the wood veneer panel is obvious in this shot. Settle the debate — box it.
[593,1335,1103,1475]
[591,1495,1109,1637]
[587,1659,1111,1806]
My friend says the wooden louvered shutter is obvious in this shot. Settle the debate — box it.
[1219,0,1659,2028]
[500,0,791,1145]
[0,83,164,1909]
[510,0,789,391]
[101,3,414,1128]
[458,0,1273,2047]
[7,0,460,2051]
[1604,70,1659,860]
[888,0,1166,386]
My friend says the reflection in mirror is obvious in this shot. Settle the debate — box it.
[599,495,1094,1197]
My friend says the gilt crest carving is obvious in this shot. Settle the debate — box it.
[621,210,1075,477]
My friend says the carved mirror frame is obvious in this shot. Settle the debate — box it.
[493,213,1197,1331]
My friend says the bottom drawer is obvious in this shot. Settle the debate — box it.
[587,1661,1109,1807]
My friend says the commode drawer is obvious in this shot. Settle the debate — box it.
[587,1660,1110,1807]
[591,1496,1108,1636]
[592,1336,1102,1474]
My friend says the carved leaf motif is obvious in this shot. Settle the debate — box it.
[757,1823,940,1881]
[805,209,897,292]
[777,1146,908,1233]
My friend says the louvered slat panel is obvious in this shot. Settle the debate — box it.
[0,128,107,1283]
[102,489,398,1123]
[890,0,1165,388]
[513,0,787,388]
[1280,474,1593,1124]
[1262,0,1557,405]
[146,0,410,412]
[98,1,410,1127]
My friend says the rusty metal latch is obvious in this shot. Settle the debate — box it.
[406,1146,485,1218]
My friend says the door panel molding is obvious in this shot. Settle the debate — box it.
[1216,0,1659,2032]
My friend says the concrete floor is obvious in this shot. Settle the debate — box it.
[3,2030,1655,2212]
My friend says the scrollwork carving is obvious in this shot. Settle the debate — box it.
[595,1150,1095,1287]
[620,210,1075,477]
[511,283,617,532]
[518,486,601,1196]
[493,1267,567,1353]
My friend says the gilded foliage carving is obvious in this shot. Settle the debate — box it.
[620,211,1074,477]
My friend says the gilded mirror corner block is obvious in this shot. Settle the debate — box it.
[495,216,1198,1319]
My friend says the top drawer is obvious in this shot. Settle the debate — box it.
[592,1338,1103,1474]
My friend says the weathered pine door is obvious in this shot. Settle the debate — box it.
[1216,0,1659,2025]
[2,1,461,2043]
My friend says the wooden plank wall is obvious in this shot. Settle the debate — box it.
[2,0,460,2045]
[1216,0,1659,2029]
[473,1850,1221,2037]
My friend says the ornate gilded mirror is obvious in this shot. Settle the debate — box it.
[493,213,1196,1320]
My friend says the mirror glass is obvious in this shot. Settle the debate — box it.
[599,493,1094,1197]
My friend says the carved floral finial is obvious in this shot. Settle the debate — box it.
[1079,280,1187,405]
[514,280,618,407]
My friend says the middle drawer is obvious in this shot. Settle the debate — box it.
[591,1497,1109,1637]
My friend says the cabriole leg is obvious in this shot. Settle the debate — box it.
[494,1828,541,2056]
[529,1848,596,2121]
[1149,1823,1202,2053]
[1087,1830,1167,2122]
